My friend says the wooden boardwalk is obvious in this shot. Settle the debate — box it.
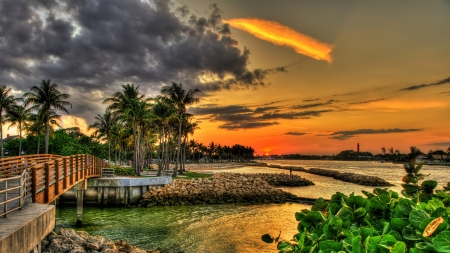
[1,154,108,217]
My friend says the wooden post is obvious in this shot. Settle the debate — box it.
[32,168,37,203]
[63,158,68,189]
[75,155,79,182]
[44,163,50,203]
[70,156,74,185]
[55,160,60,195]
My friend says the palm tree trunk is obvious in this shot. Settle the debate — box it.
[174,113,182,177]
[19,123,22,155]
[0,113,3,158]
[45,112,49,154]
[108,139,111,163]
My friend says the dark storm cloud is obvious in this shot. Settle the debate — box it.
[400,77,450,91]
[188,105,252,115]
[425,141,450,147]
[0,0,285,122]
[302,98,320,102]
[219,121,279,130]
[348,98,389,105]
[285,132,307,136]
[292,100,336,109]
[258,110,333,120]
[332,91,361,97]
[254,106,280,113]
[329,128,422,140]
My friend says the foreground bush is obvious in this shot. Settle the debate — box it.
[263,161,450,252]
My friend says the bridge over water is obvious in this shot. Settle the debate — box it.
[0,154,108,253]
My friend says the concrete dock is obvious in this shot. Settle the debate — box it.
[0,203,55,253]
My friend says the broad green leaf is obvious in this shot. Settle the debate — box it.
[312,197,328,211]
[388,230,402,241]
[432,231,450,252]
[362,190,376,199]
[342,237,353,252]
[295,209,310,221]
[432,207,448,222]
[427,199,445,211]
[364,236,378,253]
[360,227,374,242]
[352,235,362,253]
[390,241,406,253]
[402,184,419,193]
[415,242,435,251]
[355,207,367,219]
[336,206,353,220]
[391,218,409,232]
[422,180,438,194]
[409,209,430,228]
[330,192,347,204]
[382,221,390,235]
[402,225,421,241]
[346,194,369,210]
[277,241,292,251]
[319,240,342,251]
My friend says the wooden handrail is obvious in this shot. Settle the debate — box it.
[1,169,27,217]
[1,154,109,205]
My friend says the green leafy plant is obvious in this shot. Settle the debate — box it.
[263,160,450,253]
[401,160,438,203]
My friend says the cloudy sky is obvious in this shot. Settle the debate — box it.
[1,0,449,155]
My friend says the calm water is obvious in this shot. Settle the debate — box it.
[55,160,450,252]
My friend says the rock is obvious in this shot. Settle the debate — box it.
[42,229,152,253]
[59,228,77,238]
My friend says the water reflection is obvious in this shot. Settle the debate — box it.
[56,160,450,252]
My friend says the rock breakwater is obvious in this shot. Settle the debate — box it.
[307,168,393,186]
[265,164,393,187]
[140,173,311,207]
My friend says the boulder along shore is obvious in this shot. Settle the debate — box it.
[140,172,313,207]
[42,228,165,253]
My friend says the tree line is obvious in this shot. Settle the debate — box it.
[1,80,256,176]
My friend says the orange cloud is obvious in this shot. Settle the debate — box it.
[59,115,93,136]
[223,18,334,62]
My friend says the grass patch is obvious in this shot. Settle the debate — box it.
[175,171,213,180]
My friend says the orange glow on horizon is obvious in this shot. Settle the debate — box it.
[223,18,334,62]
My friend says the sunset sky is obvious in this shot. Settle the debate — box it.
[1,0,449,155]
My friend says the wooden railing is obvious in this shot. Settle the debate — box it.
[0,154,108,207]
[0,169,26,217]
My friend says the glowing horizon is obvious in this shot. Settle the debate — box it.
[223,18,334,63]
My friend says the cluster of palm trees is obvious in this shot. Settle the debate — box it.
[0,80,71,158]
[1,80,257,176]
[187,141,255,163]
[90,82,200,176]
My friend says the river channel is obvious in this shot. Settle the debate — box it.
[55,160,450,252]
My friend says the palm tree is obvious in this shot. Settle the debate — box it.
[0,85,20,157]
[161,82,200,176]
[25,110,62,154]
[104,84,152,175]
[5,105,31,155]
[23,80,72,154]
[151,97,177,175]
[89,110,115,163]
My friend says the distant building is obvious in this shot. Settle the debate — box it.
[357,143,360,153]
[1,134,19,143]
